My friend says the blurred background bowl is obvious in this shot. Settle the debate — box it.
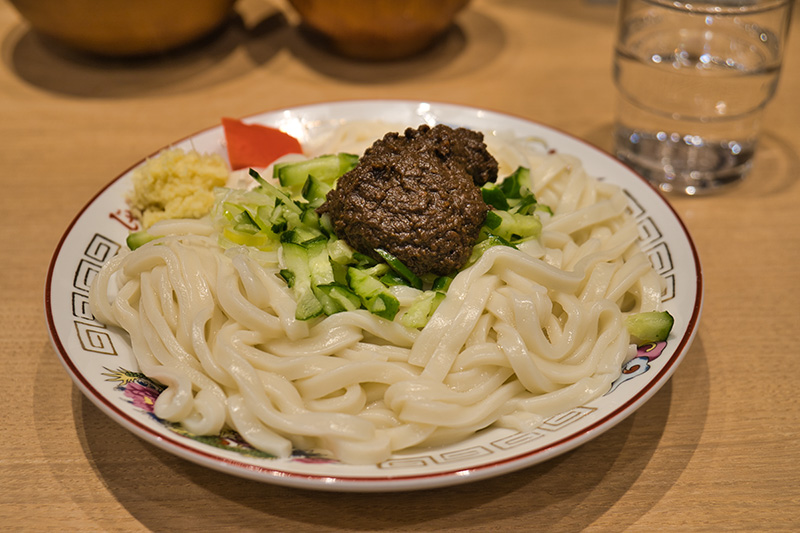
[287,0,471,60]
[8,0,236,57]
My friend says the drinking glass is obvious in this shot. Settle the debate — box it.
[613,0,793,195]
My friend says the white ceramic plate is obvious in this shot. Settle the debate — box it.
[45,100,703,492]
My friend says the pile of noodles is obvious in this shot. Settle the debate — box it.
[90,122,665,464]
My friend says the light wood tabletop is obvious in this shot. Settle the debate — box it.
[2,0,799,531]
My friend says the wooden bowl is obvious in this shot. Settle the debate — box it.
[287,0,471,60]
[8,0,236,56]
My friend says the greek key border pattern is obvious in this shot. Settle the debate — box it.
[70,233,121,356]
[378,407,598,469]
[624,189,676,302]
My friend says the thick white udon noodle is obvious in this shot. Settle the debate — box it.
[90,122,665,464]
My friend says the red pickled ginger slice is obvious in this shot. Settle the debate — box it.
[222,117,303,170]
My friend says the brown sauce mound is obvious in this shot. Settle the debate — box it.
[318,124,498,276]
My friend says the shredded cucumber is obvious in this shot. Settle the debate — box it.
[205,156,549,327]
[469,165,548,265]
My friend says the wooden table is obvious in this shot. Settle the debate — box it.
[2,0,798,530]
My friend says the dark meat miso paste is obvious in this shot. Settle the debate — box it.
[318,124,498,277]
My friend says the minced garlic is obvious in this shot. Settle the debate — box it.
[128,148,229,229]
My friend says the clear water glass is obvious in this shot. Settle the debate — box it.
[613,0,793,195]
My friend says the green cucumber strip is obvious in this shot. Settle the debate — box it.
[319,212,335,235]
[346,266,399,321]
[346,267,387,299]
[484,211,503,230]
[375,248,423,290]
[361,263,390,279]
[281,241,323,320]
[294,290,324,320]
[274,153,359,191]
[327,239,355,265]
[466,233,516,266]
[249,169,301,214]
[126,230,156,250]
[490,210,542,242]
[625,311,674,342]
[279,268,295,287]
[305,237,335,286]
[233,210,260,234]
[510,194,538,215]
[380,270,409,287]
[311,286,345,315]
[315,283,361,313]
[365,293,400,321]
[481,183,510,210]
[500,166,532,198]
[431,276,453,292]
[401,291,445,329]
[302,175,333,202]
[300,207,323,233]
[352,251,378,268]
